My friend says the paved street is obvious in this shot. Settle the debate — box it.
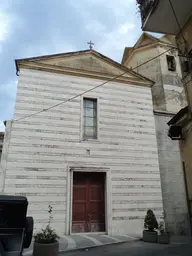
[24,234,138,255]
[59,240,192,256]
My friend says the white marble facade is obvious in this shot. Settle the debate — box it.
[0,51,163,236]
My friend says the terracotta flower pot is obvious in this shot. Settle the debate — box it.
[143,230,157,243]
[33,241,59,256]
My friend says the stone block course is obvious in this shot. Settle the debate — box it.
[154,113,189,236]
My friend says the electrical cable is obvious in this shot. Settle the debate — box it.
[14,47,175,122]
[0,45,182,172]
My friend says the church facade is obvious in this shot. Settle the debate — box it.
[0,49,163,236]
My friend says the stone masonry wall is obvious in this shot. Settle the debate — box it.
[155,113,189,236]
[126,47,166,111]
[125,45,186,113]
[2,68,163,236]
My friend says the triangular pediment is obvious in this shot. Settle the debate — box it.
[160,35,176,45]
[122,33,175,66]
[38,53,128,77]
[134,32,158,49]
[16,50,153,87]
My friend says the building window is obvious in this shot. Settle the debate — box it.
[183,60,190,73]
[0,134,4,142]
[166,55,176,71]
[182,50,192,73]
[83,98,97,139]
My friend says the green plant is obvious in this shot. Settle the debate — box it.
[34,205,59,244]
[136,0,154,21]
[144,209,158,231]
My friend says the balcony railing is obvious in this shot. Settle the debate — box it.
[137,0,158,25]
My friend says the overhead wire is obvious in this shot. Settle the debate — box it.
[1,1,191,177]
[0,46,177,154]
[0,45,181,172]
[14,47,175,122]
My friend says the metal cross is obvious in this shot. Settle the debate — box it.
[87,40,94,50]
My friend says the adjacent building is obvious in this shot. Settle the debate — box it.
[0,131,4,193]
[0,132,4,160]
[0,50,163,236]
[122,32,186,112]
[138,0,192,235]
[122,32,188,235]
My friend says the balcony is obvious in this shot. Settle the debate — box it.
[139,0,192,35]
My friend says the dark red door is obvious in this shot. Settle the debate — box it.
[72,172,105,233]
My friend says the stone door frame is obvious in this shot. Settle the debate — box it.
[65,166,112,235]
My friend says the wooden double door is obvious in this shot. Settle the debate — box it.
[72,172,105,233]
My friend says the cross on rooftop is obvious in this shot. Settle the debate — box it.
[87,40,94,50]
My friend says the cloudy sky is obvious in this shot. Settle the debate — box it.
[0,0,144,131]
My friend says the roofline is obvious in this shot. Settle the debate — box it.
[93,50,154,84]
[133,32,159,49]
[122,31,176,65]
[15,49,154,85]
[15,49,91,63]
[121,47,133,65]
[15,49,91,73]
[124,41,177,67]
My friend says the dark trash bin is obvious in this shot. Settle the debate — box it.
[0,195,34,256]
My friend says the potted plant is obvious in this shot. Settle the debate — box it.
[33,205,59,256]
[143,209,158,243]
[158,212,170,244]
